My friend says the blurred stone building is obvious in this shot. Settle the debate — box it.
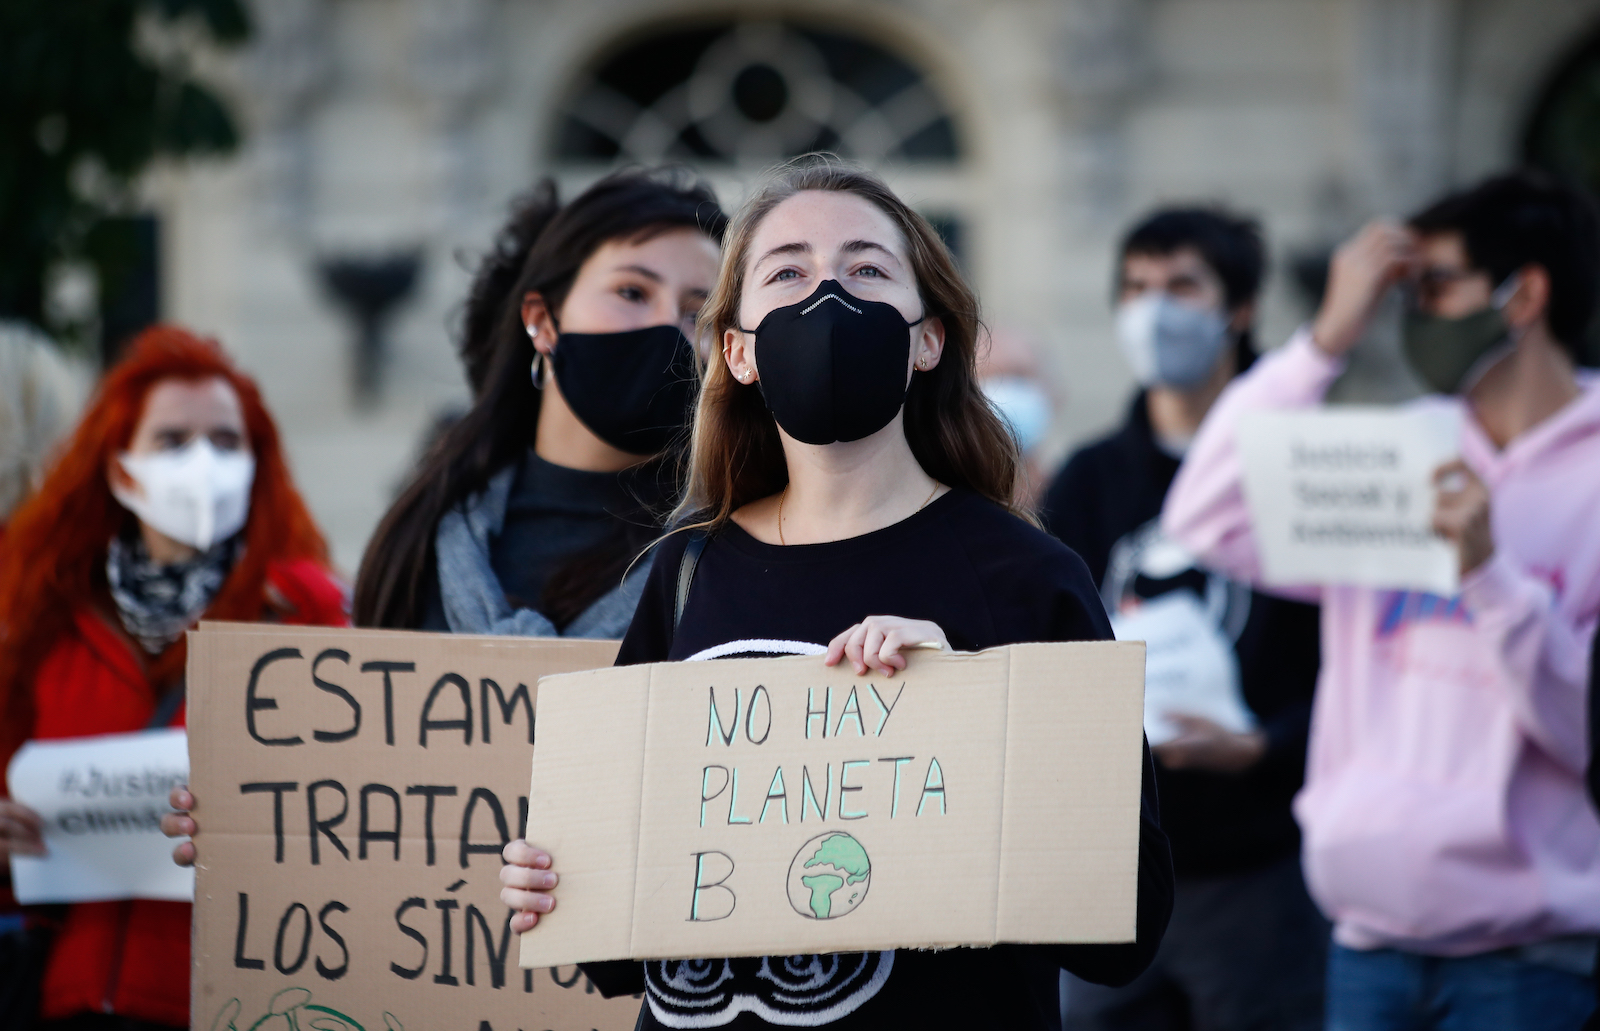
[143,0,1600,570]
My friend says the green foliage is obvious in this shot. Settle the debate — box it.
[805,833,871,884]
[0,0,250,335]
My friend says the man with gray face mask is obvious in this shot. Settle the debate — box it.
[1046,209,1328,1031]
[1163,173,1600,1030]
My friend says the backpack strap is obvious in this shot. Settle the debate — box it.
[147,676,186,729]
[673,531,710,637]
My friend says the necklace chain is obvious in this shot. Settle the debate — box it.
[778,480,941,547]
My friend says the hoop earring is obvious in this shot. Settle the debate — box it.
[531,353,545,390]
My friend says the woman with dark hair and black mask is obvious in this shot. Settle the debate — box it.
[357,167,727,636]
[163,167,727,861]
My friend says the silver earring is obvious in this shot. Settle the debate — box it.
[526,324,537,340]
[531,353,545,390]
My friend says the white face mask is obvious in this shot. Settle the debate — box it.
[1115,293,1232,389]
[982,376,1053,454]
[112,437,255,551]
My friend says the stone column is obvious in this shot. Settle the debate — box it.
[244,0,333,238]
[409,0,500,226]
[1354,0,1462,214]
[1056,0,1150,227]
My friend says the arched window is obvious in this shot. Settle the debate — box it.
[553,19,962,166]
[1525,29,1600,364]
[1524,30,1600,196]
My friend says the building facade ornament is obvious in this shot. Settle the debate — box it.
[409,0,500,220]
[1354,0,1461,214]
[1056,0,1150,224]
[243,0,333,235]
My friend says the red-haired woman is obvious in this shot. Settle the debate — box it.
[0,325,346,1031]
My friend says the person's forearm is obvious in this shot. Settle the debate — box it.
[1460,553,1594,773]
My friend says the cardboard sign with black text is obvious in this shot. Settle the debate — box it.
[518,642,1146,968]
[186,622,639,1031]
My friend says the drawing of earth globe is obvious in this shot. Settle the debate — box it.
[787,832,871,920]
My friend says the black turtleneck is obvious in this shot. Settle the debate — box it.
[417,449,672,631]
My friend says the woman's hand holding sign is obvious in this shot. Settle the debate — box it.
[0,799,45,859]
[825,616,950,676]
[1432,459,1494,577]
[501,839,560,932]
[503,615,949,934]
[162,785,198,867]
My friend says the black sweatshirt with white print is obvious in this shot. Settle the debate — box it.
[580,488,1174,1029]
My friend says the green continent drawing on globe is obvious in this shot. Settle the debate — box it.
[787,832,871,920]
[800,873,844,918]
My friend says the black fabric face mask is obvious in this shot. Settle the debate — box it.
[548,324,698,455]
[744,280,924,446]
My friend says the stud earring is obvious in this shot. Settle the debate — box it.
[526,324,537,340]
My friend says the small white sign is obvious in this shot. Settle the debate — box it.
[1112,591,1253,747]
[1238,407,1462,594]
[7,728,192,904]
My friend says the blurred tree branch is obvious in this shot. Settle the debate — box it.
[0,0,250,344]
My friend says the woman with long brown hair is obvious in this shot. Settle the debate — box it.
[0,326,345,1031]
[353,167,726,635]
[500,160,1173,1029]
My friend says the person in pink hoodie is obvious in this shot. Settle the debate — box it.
[1162,170,1599,1030]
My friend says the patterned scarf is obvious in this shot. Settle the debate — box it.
[106,532,242,654]
[434,464,652,639]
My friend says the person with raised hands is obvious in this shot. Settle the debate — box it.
[1163,170,1600,1029]
[500,159,1174,1030]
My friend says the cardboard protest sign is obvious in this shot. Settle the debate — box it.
[186,622,641,1031]
[7,728,193,903]
[1238,407,1462,594]
[518,641,1145,968]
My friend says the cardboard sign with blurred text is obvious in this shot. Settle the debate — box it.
[186,622,639,1031]
[1238,407,1462,594]
[517,642,1146,969]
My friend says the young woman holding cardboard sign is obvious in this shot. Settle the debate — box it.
[501,161,1175,1030]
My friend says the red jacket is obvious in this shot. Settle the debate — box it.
[28,558,347,1027]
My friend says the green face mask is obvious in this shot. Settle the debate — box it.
[1400,276,1518,395]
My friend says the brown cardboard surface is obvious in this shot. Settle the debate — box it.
[519,641,1145,969]
[186,622,640,1031]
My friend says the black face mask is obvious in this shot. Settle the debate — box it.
[547,324,698,455]
[744,280,925,446]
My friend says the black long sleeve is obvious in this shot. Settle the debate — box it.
[581,489,1173,1028]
